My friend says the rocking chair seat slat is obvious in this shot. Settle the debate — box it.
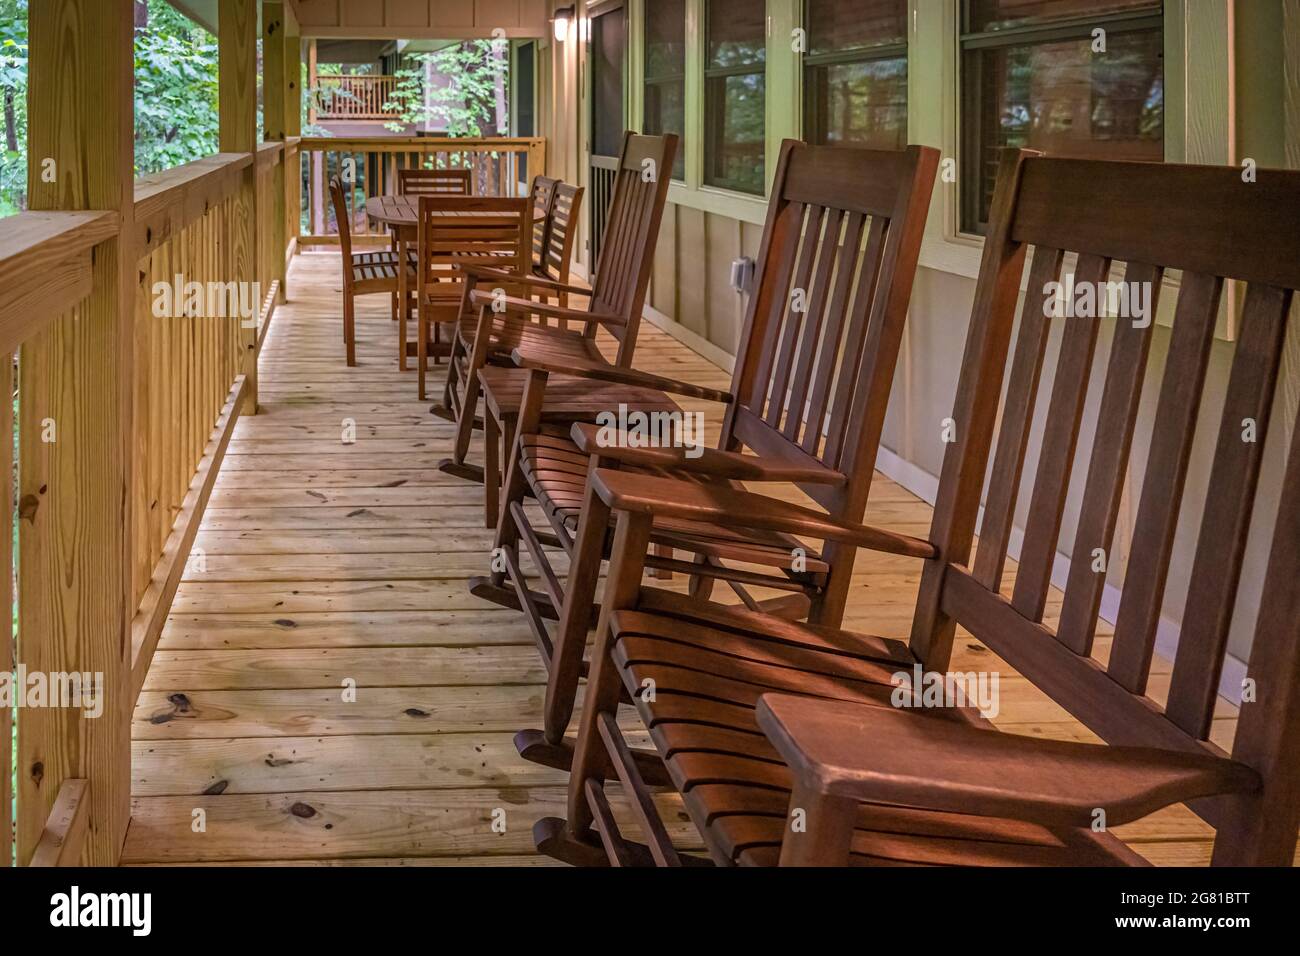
[607,600,1143,867]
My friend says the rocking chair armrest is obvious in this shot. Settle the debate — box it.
[467,290,623,327]
[511,349,736,405]
[589,468,936,559]
[456,264,591,299]
[755,694,1261,830]
[570,423,847,485]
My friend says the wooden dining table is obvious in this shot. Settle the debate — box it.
[364,194,545,370]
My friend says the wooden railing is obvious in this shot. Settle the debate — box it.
[2,143,294,868]
[313,74,398,120]
[589,154,620,275]
[297,136,546,245]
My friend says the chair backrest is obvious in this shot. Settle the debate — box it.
[908,149,1300,866]
[399,167,472,197]
[586,132,679,362]
[714,140,938,619]
[415,195,531,310]
[529,175,561,272]
[327,174,354,278]
[539,182,584,285]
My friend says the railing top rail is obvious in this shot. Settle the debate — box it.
[256,140,286,171]
[134,152,254,256]
[0,209,120,354]
[0,210,119,284]
[134,152,253,206]
[299,136,545,150]
[314,74,396,83]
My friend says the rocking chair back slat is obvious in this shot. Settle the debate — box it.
[540,182,583,284]
[1009,252,1112,623]
[528,175,561,273]
[1107,271,1224,693]
[971,246,1065,591]
[726,144,937,519]
[1166,283,1291,738]
[911,149,1300,865]
[1054,260,1164,655]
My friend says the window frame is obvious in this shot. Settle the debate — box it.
[642,0,688,181]
[957,1,1165,234]
[801,0,909,148]
[702,0,769,195]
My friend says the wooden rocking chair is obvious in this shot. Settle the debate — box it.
[480,140,940,771]
[429,133,677,485]
[546,150,1300,867]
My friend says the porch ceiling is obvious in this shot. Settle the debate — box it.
[163,0,547,41]
[294,0,549,39]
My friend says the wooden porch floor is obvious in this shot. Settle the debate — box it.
[121,252,1233,866]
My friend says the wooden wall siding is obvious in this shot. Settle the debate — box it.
[643,202,762,356]
[131,193,245,610]
[294,0,548,35]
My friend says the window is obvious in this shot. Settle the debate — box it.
[803,0,908,149]
[515,41,536,181]
[960,0,1164,233]
[590,6,627,159]
[704,0,766,195]
[516,42,536,137]
[643,0,686,180]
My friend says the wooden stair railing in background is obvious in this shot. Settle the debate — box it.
[314,73,398,120]
[298,136,547,243]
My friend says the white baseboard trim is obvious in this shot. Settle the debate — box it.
[873,446,1247,707]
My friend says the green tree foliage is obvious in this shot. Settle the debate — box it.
[0,0,28,215]
[382,40,508,137]
[133,0,220,175]
[0,0,227,215]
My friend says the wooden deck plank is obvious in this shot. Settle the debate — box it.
[122,787,701,863]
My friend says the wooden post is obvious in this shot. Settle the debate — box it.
[307,38,318,126]
[20,0,135,866]
[1,354,11,868]
[264,2,288,304]
[220,0,259,415]
[285,10,303,273]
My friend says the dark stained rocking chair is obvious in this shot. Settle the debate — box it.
[543,149,1300,867]
[482,140,940,773]
[429,133,678,487]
